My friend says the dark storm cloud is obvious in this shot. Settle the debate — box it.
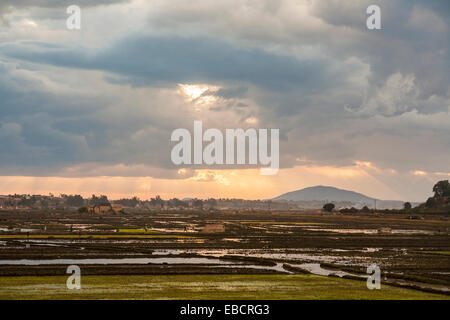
[0,0,130,25]
[312,0,449,110]
[1,0,129,6]
[0,62,97,167]
[0,59,194,175]
[210,87,248,99]
[0,0,449,180]
[408,0,450,19]
[1,35,341,93]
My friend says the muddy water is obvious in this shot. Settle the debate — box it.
[151,228,198,233]
[0,255,292,275]
[16,239,206,245]
[0,228,39,233]
[161,248,383,267]
[0,257,239,266]
[293,263,361,278]
[305,228,435,235]
[221,263,288,274]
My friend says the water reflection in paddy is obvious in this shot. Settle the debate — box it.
[0,257,238,266]
[157,248,387,267]
[305,228,435,235]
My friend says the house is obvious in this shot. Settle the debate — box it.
[88,205,108,214]
[111,204,123,212]
[88,203,122,214]
[0,196,18,209]
[201,224,225,233]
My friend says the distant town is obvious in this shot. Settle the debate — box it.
[0,193,308,213]
[1,180,448,214]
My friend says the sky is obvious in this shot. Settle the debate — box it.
[0,0,449,202]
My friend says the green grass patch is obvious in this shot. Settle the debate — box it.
[0,234,195,239]
[240,221,329,225]
[118,229,160,233]
[0,274,447,300]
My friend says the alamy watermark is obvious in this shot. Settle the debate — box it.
[171,121,279,175]
[366,5,381,30]
[66,5,81,30]
[366,264,381,290]
[66,265,81,290]
[65,5,378,31]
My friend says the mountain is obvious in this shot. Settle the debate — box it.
[272,185,417,209]
[273,186,376,203]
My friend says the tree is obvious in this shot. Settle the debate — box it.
[150,195,164,208]
[63,194,84,207]
[89,194,109,205]
[361,205,370,212]
[403,202,412,210]
[193,199,204,209]
[168,198,186,208]
[425,197,435,208]
[323,203,335,212]
[340,207,358,213]
[115,197,140,208]
[433,180,450,198]
[205,198,217,208]
[78,206,88,213]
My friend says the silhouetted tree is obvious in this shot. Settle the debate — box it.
[115,196,140,207]
[433,180,450,198]
[193,199,204,209]
[78,206,88,213]
[150,195,164,208]
[323,203,335,212]
[168,198,186,208]
[403,202,412,210]
[89,194,109,205]
[62,194,84,207]
[340,207,358,213]
[205,198,217,208]
[425,197,436,208]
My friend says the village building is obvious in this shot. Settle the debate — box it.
[88,204,123,214]
[201,223,225,233]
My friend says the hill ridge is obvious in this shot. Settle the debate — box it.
[273,185,377,203]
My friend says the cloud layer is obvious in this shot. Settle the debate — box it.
[0,0,448,201]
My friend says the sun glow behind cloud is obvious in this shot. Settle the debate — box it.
[179,84,209,100]
[178,84,219,110]
[0,161,441,201]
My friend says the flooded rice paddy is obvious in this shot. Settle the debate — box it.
[0,209,449,296]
